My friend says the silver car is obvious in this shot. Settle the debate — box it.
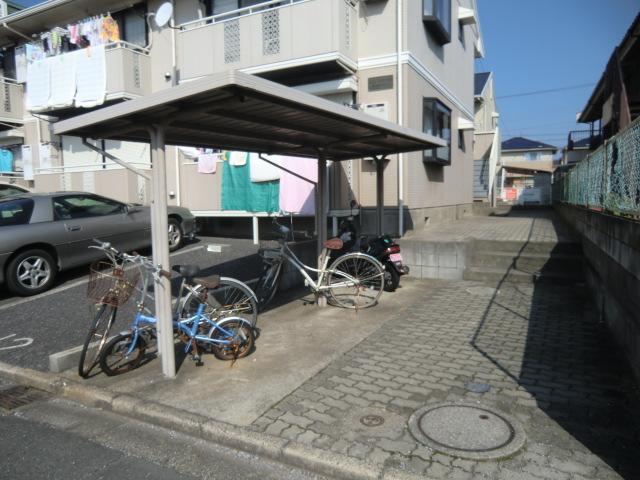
[0,192,196,296]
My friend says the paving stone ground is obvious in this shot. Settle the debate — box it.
[251,279,640,479]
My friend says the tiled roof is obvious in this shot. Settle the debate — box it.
[502,136,557,151]
[474,72,491,96]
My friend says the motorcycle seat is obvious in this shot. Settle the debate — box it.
[193,275,221,290]
[324,237,344,250]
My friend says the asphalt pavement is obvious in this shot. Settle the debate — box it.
[0,384,329,480]
[0,236,264,371]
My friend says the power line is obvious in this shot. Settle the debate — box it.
[496,83,596,100]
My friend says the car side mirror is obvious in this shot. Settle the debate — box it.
[125,205,141,214]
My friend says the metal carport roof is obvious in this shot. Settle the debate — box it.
[53,70,444,378]
[54,71,443,160]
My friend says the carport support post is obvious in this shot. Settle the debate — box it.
[316,153,328,306]
[375,156,385,235]
[149,125,176,379]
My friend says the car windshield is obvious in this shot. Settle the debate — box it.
[0,198,34,226]
[0,185,27,199]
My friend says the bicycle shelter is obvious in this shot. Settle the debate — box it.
[53,71,444,378]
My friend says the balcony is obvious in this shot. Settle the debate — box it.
[104,42,151,100]
[567,130,602,151]
[25,42,150,115]
[0,77,24,122]
[177,0,357,83]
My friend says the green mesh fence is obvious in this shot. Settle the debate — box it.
[557,117,640,218]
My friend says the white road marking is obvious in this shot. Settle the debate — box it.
[0,333,34,351]
[0,245,205,311]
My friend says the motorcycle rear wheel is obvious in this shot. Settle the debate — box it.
[384,263,400,292]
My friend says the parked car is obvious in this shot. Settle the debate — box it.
[0,192,197,296]
[0,182,30,199]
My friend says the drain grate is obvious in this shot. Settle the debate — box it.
[0,386,47,411]
[408,403,526,460]
[360,414,385,427]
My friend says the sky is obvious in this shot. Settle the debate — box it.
[477,0,639,148]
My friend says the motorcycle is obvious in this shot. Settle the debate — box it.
[334,218,409,292]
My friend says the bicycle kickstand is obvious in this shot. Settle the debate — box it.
[190,339,204,367]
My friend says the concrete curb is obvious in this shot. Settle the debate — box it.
[0,361,432,480]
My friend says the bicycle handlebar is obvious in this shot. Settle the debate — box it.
[90,238,172,279]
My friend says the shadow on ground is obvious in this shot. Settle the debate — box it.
[471,209,640,478]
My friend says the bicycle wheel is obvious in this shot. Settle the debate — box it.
[78,304,118,378]
[254,261,282,311]
[180,277,258,327]
[99,332,149,376]
[327,252,384,309]
[209,318,255,361]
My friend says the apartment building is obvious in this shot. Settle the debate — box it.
[0,0,483,236]
[472,70,499,203]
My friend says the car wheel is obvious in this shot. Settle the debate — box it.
[6,249,57,296]
[168,218,184,252]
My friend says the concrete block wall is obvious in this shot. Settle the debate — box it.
[555,203,640,384]
[398,240,467,280]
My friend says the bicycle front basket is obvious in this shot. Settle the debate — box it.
[87,261,140,307]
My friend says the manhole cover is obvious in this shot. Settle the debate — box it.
[360,414,385,427]
[0,386,47,411]
[408,403,525,460]
[465,286,497,296]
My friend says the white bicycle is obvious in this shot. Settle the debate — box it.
[254,219,385,310]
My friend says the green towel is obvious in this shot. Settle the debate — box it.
[221,154,279,213]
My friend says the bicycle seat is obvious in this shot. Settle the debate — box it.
[173,264,201,278]
[194,275,220,290]
[324,237,344,250]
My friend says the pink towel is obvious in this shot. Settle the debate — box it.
[198,154,217,174]
[279,156,317,215]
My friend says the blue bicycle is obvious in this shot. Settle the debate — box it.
[96,245,255,376]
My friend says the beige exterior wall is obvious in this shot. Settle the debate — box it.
[403,65,472,209]
[502,151,554,171]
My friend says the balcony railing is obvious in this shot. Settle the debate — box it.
[177,0,357,81]
[567,129,602,151]
[0,77,24,122]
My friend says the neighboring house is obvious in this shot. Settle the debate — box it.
[0,0,484,236]
[499,137,556,205]
[472,71,500,204]
[568,12,639,155]
[559,136,591,167]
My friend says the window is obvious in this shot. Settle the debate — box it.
[458,21,465,47]
[524,152,541,161]
[458,129,466,152]
[206,0,280,17]
[0,198,34,226]
[53,195,125,220]
[423,0,451,44]
[114,5,148,47]
[423,98,451,165]
[0,185,27,199]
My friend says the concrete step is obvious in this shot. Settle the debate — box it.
[470,251,583,272]
[472,239,582,255]
[463,266,584,285]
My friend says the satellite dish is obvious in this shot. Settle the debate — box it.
[154,2,174,28]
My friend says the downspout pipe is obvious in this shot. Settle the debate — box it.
[396,0,404,237]
[1,22,32,42]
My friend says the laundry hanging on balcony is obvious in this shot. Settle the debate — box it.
[278,156,317,215]
[0,149,13,173]
[249,153,282,182]
[221,154,279,213]
[75,45,107,108]
[49,52,78,108]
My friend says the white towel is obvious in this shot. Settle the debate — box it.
[25,58,51,111]
[48,52,78,109]
[75,45,106,108]
[249,153,281,182]
[228,151,247,166]
[197,154,217,174]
